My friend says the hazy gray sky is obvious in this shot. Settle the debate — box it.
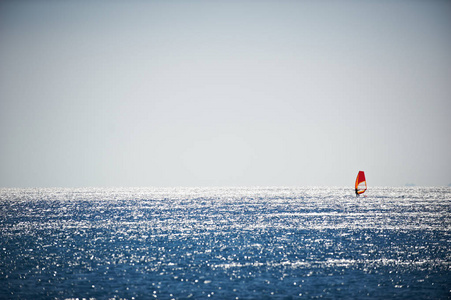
[1,0,450,187]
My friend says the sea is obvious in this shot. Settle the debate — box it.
[0,187,450,299]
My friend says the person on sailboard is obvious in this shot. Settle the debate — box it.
[355,171,366,197]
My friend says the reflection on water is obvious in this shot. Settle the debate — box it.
[1,187,450,299]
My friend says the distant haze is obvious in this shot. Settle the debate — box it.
[1,0,450,187]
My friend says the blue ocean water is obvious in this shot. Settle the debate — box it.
[0,187,450,299]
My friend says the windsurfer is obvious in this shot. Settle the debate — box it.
[355,171,367,196]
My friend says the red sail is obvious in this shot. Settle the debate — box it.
[355,171,367,194]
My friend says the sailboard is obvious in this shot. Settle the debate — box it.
[355,171,367,196]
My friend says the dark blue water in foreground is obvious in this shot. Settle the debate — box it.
[1,187,450,299]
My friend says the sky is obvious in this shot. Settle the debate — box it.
[1,0,450,188]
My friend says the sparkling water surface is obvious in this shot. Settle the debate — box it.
[1,187,450,299]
